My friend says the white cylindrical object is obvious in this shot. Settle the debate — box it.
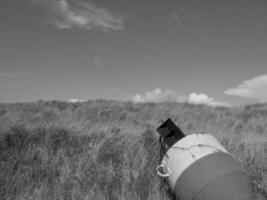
[157,133,254,200]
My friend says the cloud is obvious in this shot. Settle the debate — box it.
[188,92,230,107]
[31,0,124,31]
[168,9,186,30]
[132,88,187,103]
[0,73,25,78]
[131,89,229,106]
[225,74,267,101]
[0,73,29,88]
[68,98,86,103]
[168,13,183,30]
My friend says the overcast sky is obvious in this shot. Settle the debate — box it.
[0,0,267,105]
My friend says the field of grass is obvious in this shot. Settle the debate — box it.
[0,100,266,200]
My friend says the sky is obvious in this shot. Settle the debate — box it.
[0,0,267,106]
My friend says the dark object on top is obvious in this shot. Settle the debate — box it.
[157,119,185,151]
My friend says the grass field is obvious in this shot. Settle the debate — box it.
[0,100,266,200]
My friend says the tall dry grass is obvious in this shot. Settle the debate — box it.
[0,100,266,200]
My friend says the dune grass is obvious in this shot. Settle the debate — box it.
[0,100,266,200]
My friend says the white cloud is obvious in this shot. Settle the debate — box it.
[168,11,184,30]
[131,89,230,106]
[0,73,30,88]
[225,74,267,101]
[132,88,187,103]
[188,92,229,107]
[0,73,27,78]
[32,0,124,31]
[68,98,86,103]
